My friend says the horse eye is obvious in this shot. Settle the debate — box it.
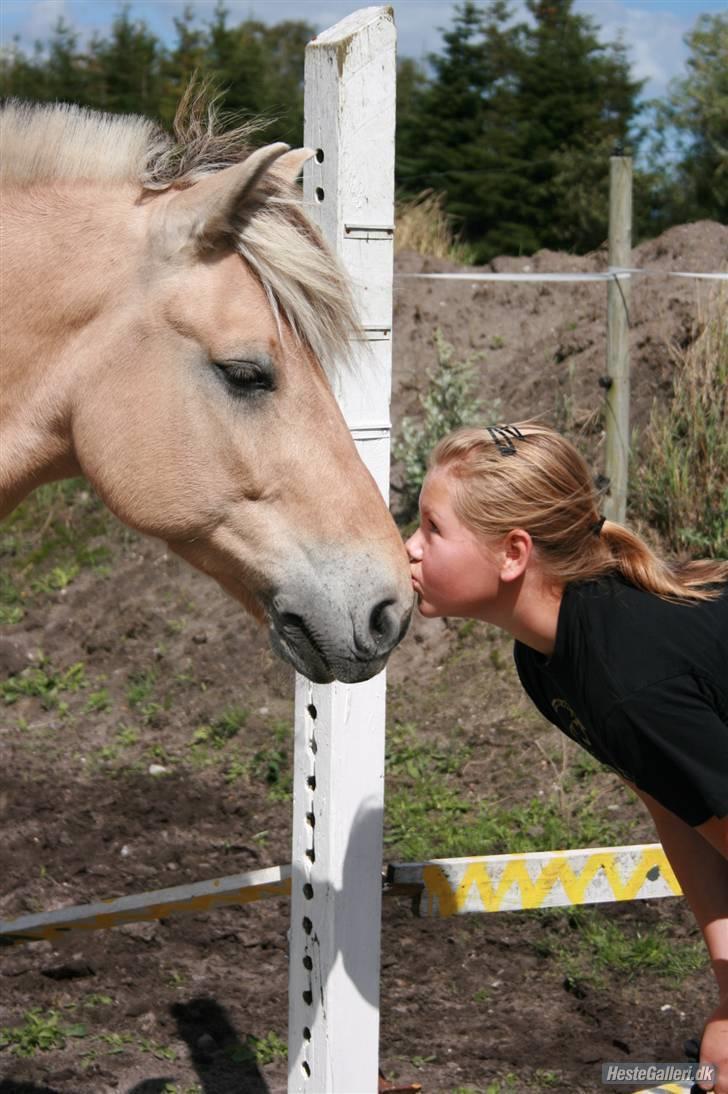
[215,360,276,397]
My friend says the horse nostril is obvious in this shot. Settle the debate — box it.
[369,598,398,646]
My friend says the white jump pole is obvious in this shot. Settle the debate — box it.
[288,8,396,1094]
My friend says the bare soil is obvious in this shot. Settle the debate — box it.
[1,221,726,1094]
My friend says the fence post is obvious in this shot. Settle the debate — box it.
[288,8,396,1093]
[604,147,633,524]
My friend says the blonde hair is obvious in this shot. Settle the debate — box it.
[431,423,728,602]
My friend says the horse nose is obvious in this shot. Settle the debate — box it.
[358,597,411,658]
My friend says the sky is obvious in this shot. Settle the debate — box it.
[1,0,725,100]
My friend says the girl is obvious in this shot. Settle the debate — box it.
[405,422,728,1093]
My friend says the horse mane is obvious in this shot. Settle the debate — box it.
[0,90,359,370]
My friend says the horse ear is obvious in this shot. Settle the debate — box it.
[162,141,292,254]
[270,147,315,186]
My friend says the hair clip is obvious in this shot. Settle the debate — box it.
[487,424,523,456]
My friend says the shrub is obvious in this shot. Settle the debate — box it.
[632,291,727,557]
[395,189,474,263]
[393,329,491,523]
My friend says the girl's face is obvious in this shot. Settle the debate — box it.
[405,467,503,619]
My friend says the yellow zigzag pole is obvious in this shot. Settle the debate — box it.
[387,844,681,918]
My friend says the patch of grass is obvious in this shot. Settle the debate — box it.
[386,721,470,780]
[126,669,157,708]
[633,289,727,556]
[192,705,248,748]
[1,657,87,708]
[0,479,114,622]
[384,722,624,861]
[84,688,111,714]
[0,1008,87,1057]
[228,1030,287,1066]
[535,907,708,988]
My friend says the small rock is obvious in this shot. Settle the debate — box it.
[41,960,95,981]
[119,920,159,943]
[120,844,131,857]
[148,764,168,776]
[196,1032,217,1061]
[0,636,32,676]
[192,633,208,644]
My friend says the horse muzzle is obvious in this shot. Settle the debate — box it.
[266,559,413,683]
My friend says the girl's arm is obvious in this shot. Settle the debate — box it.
[629,783,728,1093]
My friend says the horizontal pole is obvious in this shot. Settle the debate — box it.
[1,844,681,947]
[0,864,291,947]
[388,843,681,918]
[396,269,727,283]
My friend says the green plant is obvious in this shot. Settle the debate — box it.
[393,329,490,522]
[193,705,249,748]
[228,1030,287,1066]
[0,1008,86,1057]
[85,688,111,713]
[126,668,157,707]
[1,658,87,708]
[632,292,727,556]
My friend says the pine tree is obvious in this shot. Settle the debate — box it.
[87,7,161,117]
[396,0,644,258]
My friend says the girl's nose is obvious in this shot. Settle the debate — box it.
[405,529,423,562]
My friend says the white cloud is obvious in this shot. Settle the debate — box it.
[1,0,68,45]
[576,0,690,96]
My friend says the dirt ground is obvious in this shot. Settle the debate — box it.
[1,221,726,1094]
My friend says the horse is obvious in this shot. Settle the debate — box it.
[0,95,413,684]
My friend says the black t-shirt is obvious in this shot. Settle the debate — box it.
[514,575,728,826]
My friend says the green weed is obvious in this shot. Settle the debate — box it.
[126,669,157,707]
[228,1030,287,1066]
[192,706,249,748]
[1,658,87,708]
[84,688,111,713]
[0,1008,87,1057]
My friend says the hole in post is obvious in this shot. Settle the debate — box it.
[303,1026,311,1041]
[303,990,313,1006]
[307,775,316,791]
[306,812,316,828]
[315,187,324,203]
[302,917,313,934]
[307,704,317,720]
[303,955,313,970]
[305,848,316,863]
[309,737,318,755]
[303,883,314,900]
[315,148,324,163]
[302,1061,311,1078]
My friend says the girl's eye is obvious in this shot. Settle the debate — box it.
[428,520,439,534]
[215,360,276,397]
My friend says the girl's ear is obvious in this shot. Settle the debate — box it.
[500,529,533,583]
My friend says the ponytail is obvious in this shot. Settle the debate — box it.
[431,424,728,603]
[599,521,728,603]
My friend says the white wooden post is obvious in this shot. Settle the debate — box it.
[288,8,396,1094]
[604,149,632,524]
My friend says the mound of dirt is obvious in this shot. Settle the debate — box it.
[392,220,727,456]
